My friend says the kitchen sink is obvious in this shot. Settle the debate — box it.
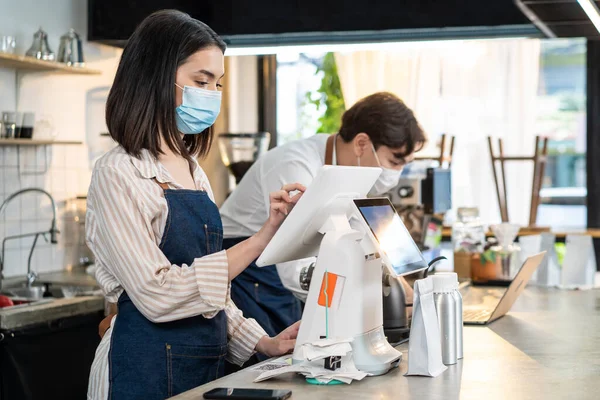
[1,284,64,309]
[3,286,46,300]
[1,297,55,308]
[1,280,100,304]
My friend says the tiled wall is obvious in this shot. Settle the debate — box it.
[0,144,91,277]
[0,1,122,278]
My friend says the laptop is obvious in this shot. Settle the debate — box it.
[461,252,546,325]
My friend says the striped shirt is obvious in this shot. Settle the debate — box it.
[86,146,267,399]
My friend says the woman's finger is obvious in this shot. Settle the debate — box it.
[290,191,303,204]
[271,203,288,216]
[278,339,296,354]
[281,183,306,194]
[285,321,301,337]
[270,183,306,204]
[270,190,292,204]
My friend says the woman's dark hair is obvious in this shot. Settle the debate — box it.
[338,92,426,156]
[106,9,226,160]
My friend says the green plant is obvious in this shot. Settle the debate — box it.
[479,249,498,265]
[555,242,566,268]
[478,241,498,265]
[305,52,346,134]
[559,94,585,112]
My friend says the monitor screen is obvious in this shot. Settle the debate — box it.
[432,168,452,214]
[354,198,428,276]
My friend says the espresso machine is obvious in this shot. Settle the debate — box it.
[218,132,271,192]
[389,166,452,216]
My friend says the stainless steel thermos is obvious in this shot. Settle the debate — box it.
[432,272,463,365]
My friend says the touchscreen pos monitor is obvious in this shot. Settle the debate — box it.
[256,166,408,375]
[353,198,428,277]
[257,165,382,267]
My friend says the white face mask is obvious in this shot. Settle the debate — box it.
[367,144,403,195]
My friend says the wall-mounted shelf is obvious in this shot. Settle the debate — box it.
[0,53,101,75]
[0,139,83,175]
[0,139,82,146]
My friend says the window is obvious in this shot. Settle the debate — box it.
[274,38,587,227]
[536,39,586,228]
[276,52,326,145]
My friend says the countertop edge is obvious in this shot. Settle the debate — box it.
[0,296,104,331]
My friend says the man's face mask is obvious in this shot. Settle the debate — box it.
[360,143,403,196]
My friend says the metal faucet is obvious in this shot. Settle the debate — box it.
[0,188,59,292]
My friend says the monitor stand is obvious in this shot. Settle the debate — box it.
[292,212,402,375]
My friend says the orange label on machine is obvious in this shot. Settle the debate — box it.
[318,272,338,308]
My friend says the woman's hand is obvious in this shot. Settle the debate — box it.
[99,313,116,338]
[255,321,301,357]
[267,183,306,229]
[227,184,304,280]
[255,183,305,247]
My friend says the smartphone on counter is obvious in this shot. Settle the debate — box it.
[203,388,292,400]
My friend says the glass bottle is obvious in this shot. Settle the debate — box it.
[64,196,94,269]
[452,207,485,253]
[452,208,485,279]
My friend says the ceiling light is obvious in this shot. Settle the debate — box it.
[578,0,600,34]
[224,37,526,57]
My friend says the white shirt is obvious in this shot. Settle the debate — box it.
[86,147,266,400]
[220,134,333,301]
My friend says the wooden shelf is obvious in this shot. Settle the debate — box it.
[0,139,82,146]
[0,52,101,75]
[441,226,600,239]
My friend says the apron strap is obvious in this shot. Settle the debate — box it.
[325,134,336,166]
[153,179,170,191]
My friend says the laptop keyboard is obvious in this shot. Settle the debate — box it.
[463,309,493,322]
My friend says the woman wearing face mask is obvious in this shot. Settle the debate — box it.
[218,92,427,365]
[86,10,304,400]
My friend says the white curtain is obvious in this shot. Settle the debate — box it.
[335,39,541,226]
[335,44,442,137]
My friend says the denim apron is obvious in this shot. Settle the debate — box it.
[109,183,227,399]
